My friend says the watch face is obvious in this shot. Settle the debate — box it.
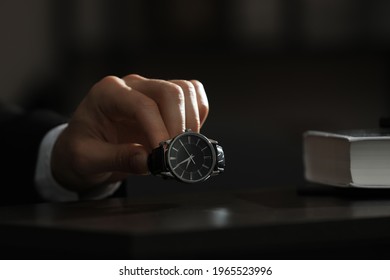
[167,132,216,183]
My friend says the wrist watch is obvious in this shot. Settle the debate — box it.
[148,129,225,183]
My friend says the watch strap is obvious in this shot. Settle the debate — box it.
[214,144,225,173]
[147,146,166,175]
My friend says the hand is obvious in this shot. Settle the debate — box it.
[51,74,209,193]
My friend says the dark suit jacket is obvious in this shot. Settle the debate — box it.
[0,103,127,206]
[0,103,67,206]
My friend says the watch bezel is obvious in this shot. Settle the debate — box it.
[166,131,216,183]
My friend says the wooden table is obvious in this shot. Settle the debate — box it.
[1,185,390,259]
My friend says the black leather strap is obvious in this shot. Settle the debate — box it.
[147,146,166,175]
[214,144,225,172]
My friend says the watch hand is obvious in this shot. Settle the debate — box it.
[179,140,196,164]
[173,156,192,170]
[190,155,196,164]
[186,155,195,169]
[179,140,191,155]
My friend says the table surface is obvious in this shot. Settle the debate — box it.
[2,185,390,259]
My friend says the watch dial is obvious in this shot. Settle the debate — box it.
[167,132,215,183]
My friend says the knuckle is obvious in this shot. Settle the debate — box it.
[198,98,209,110]
[190,79,204,91]
[98,75,120,89]
[161,83,184,104]
[198,101,209,120]
[90,76,119,99]
[190,80,209,120]
[123,73,144,81]
[177,80,196,96]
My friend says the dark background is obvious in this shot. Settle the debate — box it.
[1,0,389,196]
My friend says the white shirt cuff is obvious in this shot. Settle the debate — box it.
[34,124,121,202]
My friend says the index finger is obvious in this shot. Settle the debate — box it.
[92,76,169,149]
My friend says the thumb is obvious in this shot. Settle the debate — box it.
[80,140,149,175]
[111,143,149,174]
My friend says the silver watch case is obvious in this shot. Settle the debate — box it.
[159,130,219,183]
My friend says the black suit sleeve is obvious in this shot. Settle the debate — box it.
[0,104,67,206]
[0,103,128,206]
